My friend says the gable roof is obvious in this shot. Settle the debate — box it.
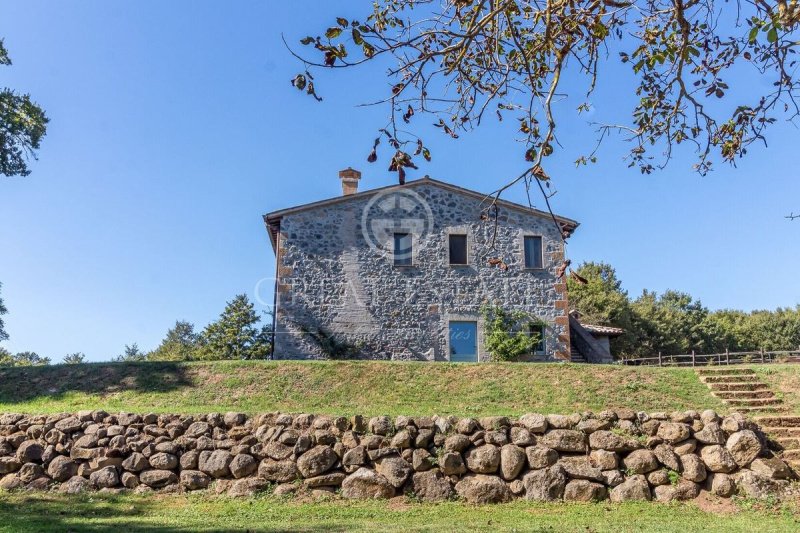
[263,176,579,251]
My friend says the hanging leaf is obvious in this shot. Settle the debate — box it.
[352,28,364,45]
[291,74,307,91]
[336,17,349,28]
[326,27,343,39]
[300,36,316,45]
[367,148,377,163]
[422,148,431,162]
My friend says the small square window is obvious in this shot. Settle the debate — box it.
[529,323,546,355]
[449,234,467,265]
[524,236,543,269]
[394,232,412,266]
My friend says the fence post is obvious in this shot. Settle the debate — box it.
[760,347,765,364]
[725,348,730,366]
[658,351,662,367]
[692,350,696,367]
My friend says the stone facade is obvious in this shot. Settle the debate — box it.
[266,177,578,361]
[0,410,793,502]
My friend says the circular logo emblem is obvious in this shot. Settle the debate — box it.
[361,188,434,261]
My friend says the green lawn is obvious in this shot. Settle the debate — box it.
[753,364,800,415]
[0,360,725,416]
[0,492,797,532]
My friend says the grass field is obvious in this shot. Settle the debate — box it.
[0,360,727,416]
[0,492,797,532]
[754,364,800,415]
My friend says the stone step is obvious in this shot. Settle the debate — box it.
[730,406,787,415]
[701,375,762,384]
[774,437,800,449]
[713,390,777,400]
[781,449,800,461]
[760,427,800,438]
[754,416,800,427]
[725,397,783,407]
[697,368,756,376]
[709,383,770,392]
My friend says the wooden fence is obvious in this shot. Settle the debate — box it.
[620,349,800,367]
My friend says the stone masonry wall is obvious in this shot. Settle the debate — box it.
[274,181,570,361]
[0,410,795,502]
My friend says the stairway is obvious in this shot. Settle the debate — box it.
[570,347,587,364]
[754,415,800,472]
[697,367,785,415]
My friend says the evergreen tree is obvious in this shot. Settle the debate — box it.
[62,352,86,365]
[198,295,271,360]
[113,343,147,362]
[149,320,200,361]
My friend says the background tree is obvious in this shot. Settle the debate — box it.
[0,350,50,366]
[291,2,800,216]
[0,282,7,342]
[0,39,48,177]
[148,320,200,361]
[61,352,86,365]
[197,295,271,360]
[113,343,147,363]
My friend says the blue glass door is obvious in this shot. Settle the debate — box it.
[450,321,478,362]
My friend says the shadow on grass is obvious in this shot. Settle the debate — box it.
[0,362,194,405]
[0,493,352,533]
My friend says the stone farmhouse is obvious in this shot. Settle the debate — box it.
[265,168,601,363]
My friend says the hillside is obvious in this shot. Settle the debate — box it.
[0,360,726,416]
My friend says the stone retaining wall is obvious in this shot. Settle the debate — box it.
[0,410,795,502]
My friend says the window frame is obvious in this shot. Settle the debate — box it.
[529,323,547,355]
[448,233,468,266]
[522,235,544,270]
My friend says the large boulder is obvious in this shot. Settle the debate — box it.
[375,457,412,488]
[681,453,707,482]
[439,452,467,476]
[122,452,149,472]
[412,470,454,502]
[519,413,548,433]
[609,475,651,502]
[750,457,792,480]
[149,453,178,471]
[0,457,22,475]
[368,416,394,436]
[694,423,726,445]
[229,454,258,479]
[588,431,639,452]
[734,470,787,499]
[500,445,526,480]
[139,469,178,488]
[465,444,501,474]
[455,474,512,504]
[341,467,395,499]
[653,479,700,502]
[228,478,268,498]
[526,446,558,469]
[297,446,338,478]
[47,455,77,482]
[59,475,91,494]
[180,470,210,490]
[706,472,735,497]
[558,456,603,482]
[199,450,233,479]
[563,479,607,502]
[523,465,567,502]
[726,430,762,467]
[700,445,737,473]
[16,440,44,463]
[653,444,681,471]
[622,450,659,474]
[539,430,586,453]
[258,459,299,483]
[656,423,691,444]
[89,466,119,489]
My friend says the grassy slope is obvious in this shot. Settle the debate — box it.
[0,492,798,532]
[753,364,800,414]
[0,360,724,416]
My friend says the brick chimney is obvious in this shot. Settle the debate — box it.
[339,167,361,196]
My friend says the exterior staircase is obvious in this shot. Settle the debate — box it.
[697,367,785,415]
[570,347,587,364]
[754,416,800,472]
[697,367,800,471]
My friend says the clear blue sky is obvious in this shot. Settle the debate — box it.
[1,1,798,362]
